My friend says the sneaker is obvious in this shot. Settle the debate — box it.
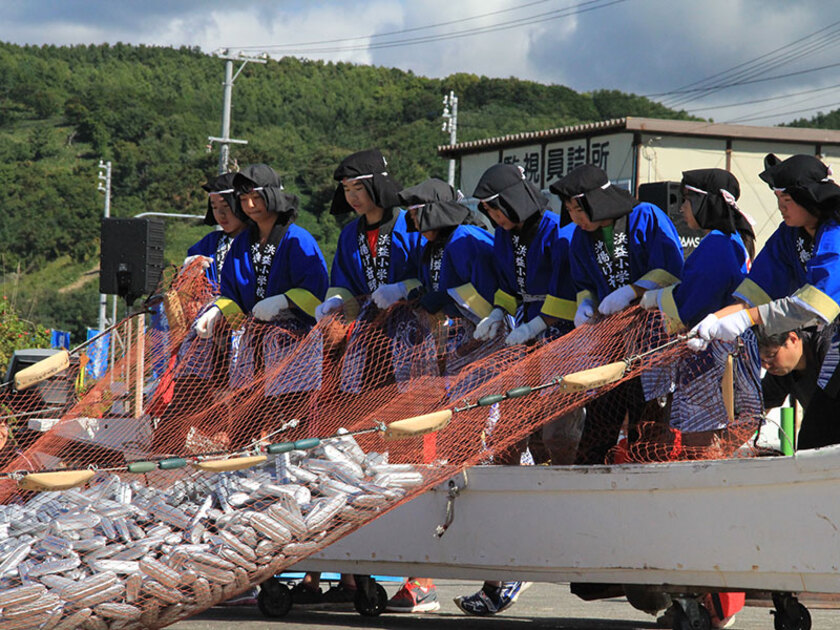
[496,581,532,613]
[454,581,531,616]
[291,582,323,606]
[321,583,356,609]
[386,581,441,613]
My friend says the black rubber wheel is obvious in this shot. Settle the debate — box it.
[671,604,711,630]
[354,582,387,617]
[258,578,292,618]
[773,601,812,630]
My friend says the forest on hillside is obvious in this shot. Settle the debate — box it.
[1,41,831,342]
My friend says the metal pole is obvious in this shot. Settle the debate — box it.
[97,160,112,333]
[442,91,458,187]
[209,51,266,175]
[218,60,233,175]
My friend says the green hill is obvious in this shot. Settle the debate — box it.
[0,42,696,341]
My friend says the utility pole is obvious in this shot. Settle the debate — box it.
[208,50,267,174]
[97,160,112,333]
[442,90,459,187]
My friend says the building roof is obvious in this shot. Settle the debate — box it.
[437,116,840,157]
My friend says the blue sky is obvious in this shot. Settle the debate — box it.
[2,0,838,126]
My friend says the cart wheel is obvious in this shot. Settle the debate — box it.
[672,604,711,630]
[773,601,812,630]
[354,582,387,617]
[258,578,292,618]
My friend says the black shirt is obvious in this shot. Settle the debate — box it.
[762,324,837,409]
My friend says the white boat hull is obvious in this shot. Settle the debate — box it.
[296,445,840,593]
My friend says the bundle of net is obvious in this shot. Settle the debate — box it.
[0,267,765,628]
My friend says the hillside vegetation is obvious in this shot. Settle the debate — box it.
[0,42,699,340]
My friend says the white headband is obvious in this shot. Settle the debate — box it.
[572,181,611,199]
[346,172,388,182]
[479,193,500,203]
[209,188,235,195]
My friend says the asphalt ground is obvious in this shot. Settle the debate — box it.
[172,579,836,629]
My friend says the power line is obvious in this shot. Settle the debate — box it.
[687,82,840,113]
[224,0,630,56]
[651,61,840,104]
[229,0,556,51]
[721,87,840,123]
[723,99,840,125]
[647,17,840,101]
[664,29,840,109]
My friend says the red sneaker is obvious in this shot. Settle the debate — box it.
[386,580,441,613]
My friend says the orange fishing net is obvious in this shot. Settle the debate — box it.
[0,261,764,628]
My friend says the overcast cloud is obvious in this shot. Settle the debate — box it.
[2,0,838,126]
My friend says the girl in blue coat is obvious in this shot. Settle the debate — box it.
[192,164,328,444]
[693,154,840,449]
[550,164,684,465]
[641,168,761,440]
[184,172,249,286]
[315,149,423,321]
[471,163,577,346]
[314,149,425,395]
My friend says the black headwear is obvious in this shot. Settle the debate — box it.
[330,149,402,215]
[681,168,754,239]
[397,178,460,207]
[201,172,247,227]
[472,163,547,224]
[759,153,840,221]
[549,164,636,222]
[408,200,473,233]
[233,164,299,223]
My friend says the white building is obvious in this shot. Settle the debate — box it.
[438,116,840,250]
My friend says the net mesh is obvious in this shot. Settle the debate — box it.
[0,261,765,628]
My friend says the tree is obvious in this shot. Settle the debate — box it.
[0,294,51,368]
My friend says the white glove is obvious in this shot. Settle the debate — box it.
[194,306,222,339]
[640,289,662,311]
[598,284,638,315]
[473,308,505,340]
[372,282,408,309]
[505,316,547,346]
[252,294,289,321]
[574,299,595,328]
[710,309,754,342]
[183,255,213,270]
[315,296,344,322]
[687,313,718,352]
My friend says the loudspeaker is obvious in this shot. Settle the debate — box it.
[100,218,165,305]
[638,181,704,257]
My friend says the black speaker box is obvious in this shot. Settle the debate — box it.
[100,218,165,304]
[638,181,704,257]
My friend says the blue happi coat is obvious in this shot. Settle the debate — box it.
[734,220,840,322]
[419,224,497,321]
[327,209,423,318]
[216,224,328,324]
[187,230,230,286]
[570,202,684,305]
[659,230,750,332]
[493,210,576,323]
